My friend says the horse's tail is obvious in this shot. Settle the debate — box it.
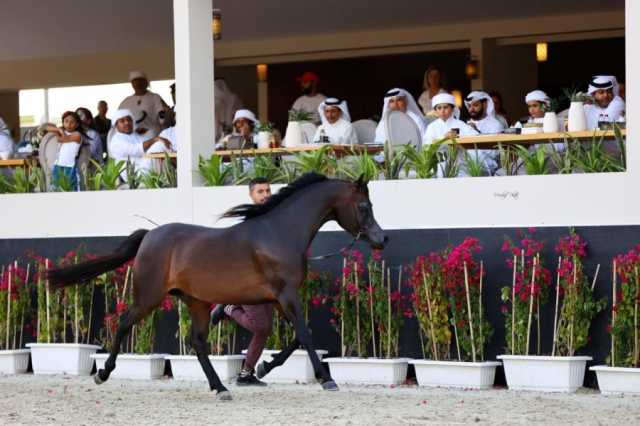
[47,229,149,289]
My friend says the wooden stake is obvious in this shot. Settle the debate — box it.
[612,260,617,367]
[479,261,484,361]
[511,254,517,354]
[217,321,222,355]
[74,284,79,344]
[536,254,541,356]
[452,310,461,361]
[341,258,346,357]
[591,264,601,291]
[570,255,577,356]
[368,264,376,358]
[44,259,51,343]
[635,267,639,367]
[122,266,131,301]
[421,266,439,360]
[6,264,12,349]
[525,257,537,355]
[386,266,391,359]
[463,262,477,363]
[552,257,561,356]
[86,283,95,344]
[355,262,361,357]
[396,268,402,356]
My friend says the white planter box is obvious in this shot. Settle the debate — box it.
[27,343,100,376]
[91,353,166,380]
[498,355,592,392]
[243,349,328,383]
[410,360,500,389]
[0,349,30,374]
[166,355,245,382]
[590,365,640,395]
[324,357,410,385]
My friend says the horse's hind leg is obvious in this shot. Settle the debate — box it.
[185,298,231,401]
[256,336,299,379]
[95,304,147,384]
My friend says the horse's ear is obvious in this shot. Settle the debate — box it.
[355,174,368,189]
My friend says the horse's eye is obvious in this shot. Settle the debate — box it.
[358,203,369,212]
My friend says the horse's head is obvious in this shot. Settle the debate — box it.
[334,175,388,250]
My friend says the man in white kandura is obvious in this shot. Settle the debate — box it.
[464,91,505,135]
[118,71,169,137]
[514,90,551,127]
[374,88,427,143]
[108,109,171,175]
[423,93,478,145]
[313,98,358,145]
[584,75,625,130]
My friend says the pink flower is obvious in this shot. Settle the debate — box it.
[160,296,174,311]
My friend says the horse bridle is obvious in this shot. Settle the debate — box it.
[307,229,363,261]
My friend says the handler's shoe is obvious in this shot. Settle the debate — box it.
[236,368,267,387]
[210,304,227,324]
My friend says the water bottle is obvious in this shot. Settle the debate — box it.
[320,129,329,144]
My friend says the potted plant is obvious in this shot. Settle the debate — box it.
[167,300,244,382]
[409,238,499,389]
[564,89,591,132]
[591,245,640,394]
[92,265,169,380]
[0,261,32,374]
[250,269,330,383]
[325,250,410,385]
[28,251,102,375]
[283,109,312,148]
[255,121,274,149]
[498,230,604,392]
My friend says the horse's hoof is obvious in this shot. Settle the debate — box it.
[322,380,339,391]
[217,391,233,401]
[256,362,267,379]
[94,372,104,385]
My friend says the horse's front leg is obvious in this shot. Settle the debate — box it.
[278,288,338,391]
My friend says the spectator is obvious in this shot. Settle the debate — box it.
[119,71,169,137]
[0,117,14,160]
[417,67,446,114]
[291,72,326,124]
[76,107,103,164]
[43,111,84,190]
[374,88,427,143]
[312,98,358,145]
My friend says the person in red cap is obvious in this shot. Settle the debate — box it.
[291,71,326,124]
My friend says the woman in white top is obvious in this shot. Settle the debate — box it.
[313,98,358,145]
[76,107,103,164]
[44,111,84,190]
[417,67,446,114]
[0,117,14,160]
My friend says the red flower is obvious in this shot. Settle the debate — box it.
[116,301,128,315]
[160,296,174,311]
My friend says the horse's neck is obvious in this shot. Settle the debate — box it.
[269,181,343,251]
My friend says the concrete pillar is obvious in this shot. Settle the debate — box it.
[173,0,215,189]
[626,0,638,176]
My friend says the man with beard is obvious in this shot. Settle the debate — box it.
[464,91,505,135]
[584,75,625,129]
[290,71,326,124]
[374,88,427,144]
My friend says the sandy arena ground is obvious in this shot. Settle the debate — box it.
[1,374,639,425]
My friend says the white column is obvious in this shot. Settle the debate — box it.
[173,0,215,189]
[626,0,637,177]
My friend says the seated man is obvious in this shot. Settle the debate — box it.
[423,93,478,145]
[374,88,427,143]
[584,75,625,129]
[216,109,258,150]
[464,91,505,135]
[108,109,171,174]
[313,98,358,145]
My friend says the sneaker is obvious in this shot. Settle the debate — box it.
[236,368,267,387]
[210,304,227,324]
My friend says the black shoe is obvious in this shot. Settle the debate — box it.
[236,370,267,387]
[210,304,227,325]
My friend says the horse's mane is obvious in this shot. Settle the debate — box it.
[222,173,330,221]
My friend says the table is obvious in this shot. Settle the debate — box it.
[455,129,626,149]
[0,158,28,168]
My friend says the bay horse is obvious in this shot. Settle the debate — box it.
[47,173,387,400]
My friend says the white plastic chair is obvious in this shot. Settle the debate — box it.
[352,119,377,144]
[385,111,422,149]
[299,122,317,144]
